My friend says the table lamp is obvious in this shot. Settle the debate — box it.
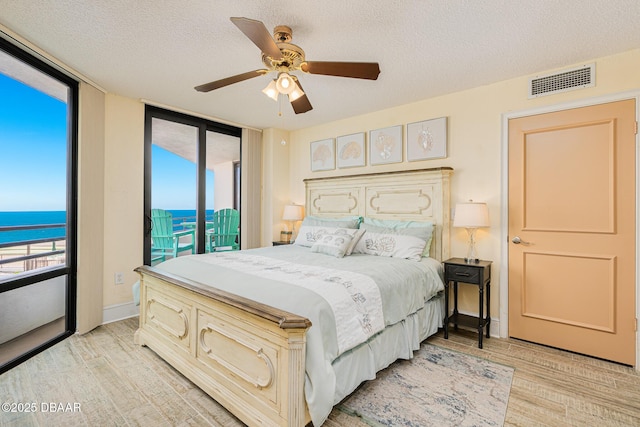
[282,204,304,242]
[453,201,490,264]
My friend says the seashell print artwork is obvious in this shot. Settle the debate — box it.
[340,140,362,160]
[407,117,447,161]
[310,138,335,171]
[374,132,396,160]
[336,133,365,168]
[417,126,434,152]
[369,125,402,165]
[312,144,332,165]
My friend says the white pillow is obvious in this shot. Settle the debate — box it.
[361,219,434,257]
[294,226,364,253]
[311,233,354,258]
[353,231,427,261]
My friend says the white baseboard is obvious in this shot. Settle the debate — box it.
[102,301,139,325]
[490,318,500,338]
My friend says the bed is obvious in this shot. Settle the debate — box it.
[134,167,453,426]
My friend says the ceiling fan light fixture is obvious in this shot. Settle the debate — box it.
[276,72,295,94]
[288,85,305,102]
[195,18,382,116]
[262,79,279,101]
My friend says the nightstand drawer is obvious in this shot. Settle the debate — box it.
[445,264,481,284]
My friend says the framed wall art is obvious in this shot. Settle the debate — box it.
[336,132,366,168]
[310,138,335,171]
[369,125,402,165]
[407,117,448,161]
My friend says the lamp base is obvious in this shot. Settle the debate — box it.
[464,228,479,264]
[280,230,293,243]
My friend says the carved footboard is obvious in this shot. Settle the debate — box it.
[134,266,312,427]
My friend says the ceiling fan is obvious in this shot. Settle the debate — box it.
[195,17,381,114]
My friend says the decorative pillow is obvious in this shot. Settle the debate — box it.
[294,226,363,249]
[345,228,366,255]
[310,233,354,258]
[353,231,427,261]
[361,219,434,257]
[301,215,362,229]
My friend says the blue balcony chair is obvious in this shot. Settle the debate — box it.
[206,208,239,252]
[151,209,195,262]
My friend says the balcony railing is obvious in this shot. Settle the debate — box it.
[0,224,66,275]
[0,213,213,276]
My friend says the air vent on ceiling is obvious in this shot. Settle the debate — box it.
[528,63,595,98]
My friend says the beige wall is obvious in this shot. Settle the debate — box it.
[261,128,291,245]
[277,49,640,323]
[76,82,106,333]
[102,94,145,308]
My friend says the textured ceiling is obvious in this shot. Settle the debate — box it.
[1,1,639,131]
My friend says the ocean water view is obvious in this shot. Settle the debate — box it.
[0,211,66,244]
[0,210,212,245]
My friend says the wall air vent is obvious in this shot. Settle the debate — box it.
[528,63,595,98]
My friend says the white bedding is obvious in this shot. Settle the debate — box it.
[154,245,445,426]
[198,252,385,354]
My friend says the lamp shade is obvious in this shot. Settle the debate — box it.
[276,72,295,94]
[262,80,278,101]
[453,202,489,228]
[288,85,305,102]
[282,204,303,221]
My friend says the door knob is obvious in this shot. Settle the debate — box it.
[511,236,529,244]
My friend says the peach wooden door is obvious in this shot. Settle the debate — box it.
[508,99,637,365]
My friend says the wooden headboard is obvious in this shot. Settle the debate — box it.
[304,167,453,261]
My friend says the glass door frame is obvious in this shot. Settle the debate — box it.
[143,105,241,265]
[0,37,78,374]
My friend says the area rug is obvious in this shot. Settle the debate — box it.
[336,343,514,427]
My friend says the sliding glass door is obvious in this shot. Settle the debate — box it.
[144,106,241,265]
[0,38,78,373]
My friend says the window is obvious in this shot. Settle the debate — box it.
[0,37,78,373]
[144,106,241,264]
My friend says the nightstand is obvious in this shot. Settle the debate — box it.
[443,257,492,348]
[272,241,292,246]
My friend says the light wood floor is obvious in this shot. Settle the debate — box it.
[430,330,640,426]
[0,317,639,426]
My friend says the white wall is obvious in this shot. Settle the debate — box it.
[0,276,65,343]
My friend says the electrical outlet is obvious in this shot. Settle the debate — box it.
[114,272,124,285]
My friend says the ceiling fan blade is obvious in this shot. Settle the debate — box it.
[194,69,268,92]
[290,80,312,114]
[301,61,381,80]
[230,17,283,60]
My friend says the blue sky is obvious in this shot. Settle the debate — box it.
[1,71,214,212]
[152,145,215,210]
[0,73,67,211]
